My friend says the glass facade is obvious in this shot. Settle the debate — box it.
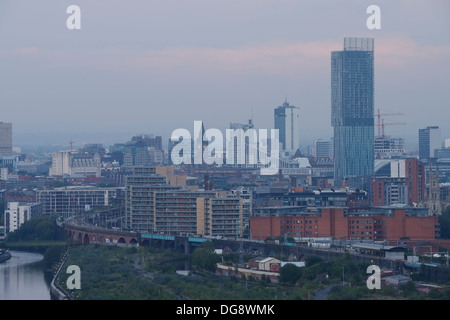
[332,37,374,187]
[418,126,441,162]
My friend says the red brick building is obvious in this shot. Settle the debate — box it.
[405,159,425,205]
[249,206,438,242]
[371,158,425,207]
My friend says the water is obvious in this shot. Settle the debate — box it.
[0,251,51,300]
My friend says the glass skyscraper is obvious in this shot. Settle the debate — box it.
[418,126,441,162]
[331,37,375,187]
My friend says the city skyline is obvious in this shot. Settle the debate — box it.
[1,1,449,152]
[2,1,450,302]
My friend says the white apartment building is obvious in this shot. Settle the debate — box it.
[4,202,42,234]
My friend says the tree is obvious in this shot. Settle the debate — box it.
[191,241,221,272]
[279,263,302,285]
[305,255,323,267]
[5,215,58,242]
[439,206,450,239]
[43,246,64,269]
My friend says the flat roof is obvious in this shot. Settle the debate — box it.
[259,257,280,263]
[350,243,406,252]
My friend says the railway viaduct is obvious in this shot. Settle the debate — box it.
[62,221,405,272]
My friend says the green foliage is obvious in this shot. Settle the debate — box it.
[59,245,171,300]
[439,206,450,239]
[43,246,65,269]
[5,215,58,242]
[327,285,370,300]
[0,203,5,226]
[54,244,450,300]
[442,288,450,300]
[48,180,73,188]
[279,263,302,284]
[305,255,323,267]
[60,245,325,300]
[191,241,221,272]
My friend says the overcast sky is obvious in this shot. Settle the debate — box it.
[1,0,449,151]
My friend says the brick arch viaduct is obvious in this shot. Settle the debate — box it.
[65,224,139,246]
[63,222,306,259]
[62,222,408,272]
[64,222,331,262]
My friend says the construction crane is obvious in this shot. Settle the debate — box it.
[69,139,75,153]
[380,118,406,138]
[375,109,405,137]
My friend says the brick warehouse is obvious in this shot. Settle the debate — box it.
[249,206,438,241]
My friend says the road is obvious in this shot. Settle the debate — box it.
[313,285,335,300]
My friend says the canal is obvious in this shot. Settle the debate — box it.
[0,250,51,300]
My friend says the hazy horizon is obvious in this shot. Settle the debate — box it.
[2,0,449,153]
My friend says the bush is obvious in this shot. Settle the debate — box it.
[191,242,221,272]
[305,255,323,267]
[279,263,302,284]
[43,246,64,269]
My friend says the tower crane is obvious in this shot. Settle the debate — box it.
[380,118,406,138]
[375,109,405,137]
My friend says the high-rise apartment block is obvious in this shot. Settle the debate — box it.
[331,37,375,187]
[36,187,120,216]
[124,167,243,237]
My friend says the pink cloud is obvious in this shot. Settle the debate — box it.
[375,33,450,69]
[119,39,342,76]
[2,34,449,77]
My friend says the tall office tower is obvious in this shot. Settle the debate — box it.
[314,138,334,159]
[274,99,300,154]
[331,37,375,187]
[419,126,441,162]
[0,122,12,156]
